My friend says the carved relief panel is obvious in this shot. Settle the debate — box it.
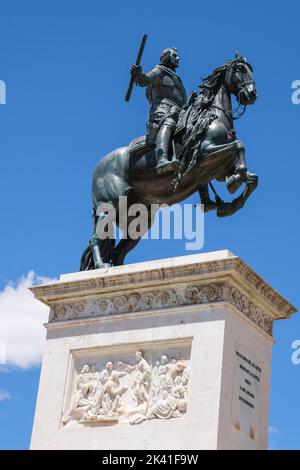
[62,341,191,427]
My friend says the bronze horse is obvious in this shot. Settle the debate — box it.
[80,53,258,269]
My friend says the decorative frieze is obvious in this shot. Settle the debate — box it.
[31,255,296,320]
[50,282,273,336]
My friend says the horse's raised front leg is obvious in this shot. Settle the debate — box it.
[201,137,247,194]
[198,183,217,213]
[217,172,258,218]
[225,140,247,194]
[201,139,237,159]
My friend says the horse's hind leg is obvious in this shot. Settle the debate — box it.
[80,233,103,271]
[89,233,115,268]
[112,211,155,266]
[89,205,116,268]
[80,244,94,271]
[111,237,141,267]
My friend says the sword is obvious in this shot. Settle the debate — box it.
[125,33,147,102]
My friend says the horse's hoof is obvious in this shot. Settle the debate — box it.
[226,175,240,194]
[217,202,231,218]
[246,172,258,188]
[94,263,111,270]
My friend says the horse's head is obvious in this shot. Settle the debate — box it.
[225,52,257,105]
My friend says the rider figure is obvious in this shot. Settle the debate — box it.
[131,47,217,211]
[131,47,187,174]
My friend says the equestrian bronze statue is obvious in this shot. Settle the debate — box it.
[80,49,258,270]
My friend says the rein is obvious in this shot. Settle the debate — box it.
[223,62,254,120]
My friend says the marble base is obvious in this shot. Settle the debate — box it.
[30,251,296,450]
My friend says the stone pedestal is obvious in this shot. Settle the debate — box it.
[30,251,296,450]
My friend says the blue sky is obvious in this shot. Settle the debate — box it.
[0,0,299,449]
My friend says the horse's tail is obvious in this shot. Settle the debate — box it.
[80,245,94,271]
[80,237,116,271]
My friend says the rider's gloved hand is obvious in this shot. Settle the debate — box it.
[131,64,142,77]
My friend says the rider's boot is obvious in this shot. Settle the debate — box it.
[155,125,181,174]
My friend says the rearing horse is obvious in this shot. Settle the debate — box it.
[80,53,258,270]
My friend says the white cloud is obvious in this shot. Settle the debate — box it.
[269,426,280,435]
[0,272,56,369]
[0,389,11,401]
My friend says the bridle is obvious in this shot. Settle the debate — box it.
[223,61,255,121]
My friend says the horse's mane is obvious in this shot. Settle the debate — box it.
[192,56,251,120]
[198,61,232,109]
[172,59,234,190]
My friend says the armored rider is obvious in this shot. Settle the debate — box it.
[131,47,187,174]
[131,47,217,211]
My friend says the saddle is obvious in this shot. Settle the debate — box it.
[128,135,155,157]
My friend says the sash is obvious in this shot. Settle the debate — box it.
[156,65,187,100]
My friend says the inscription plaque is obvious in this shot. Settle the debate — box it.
[231,345,262,439]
